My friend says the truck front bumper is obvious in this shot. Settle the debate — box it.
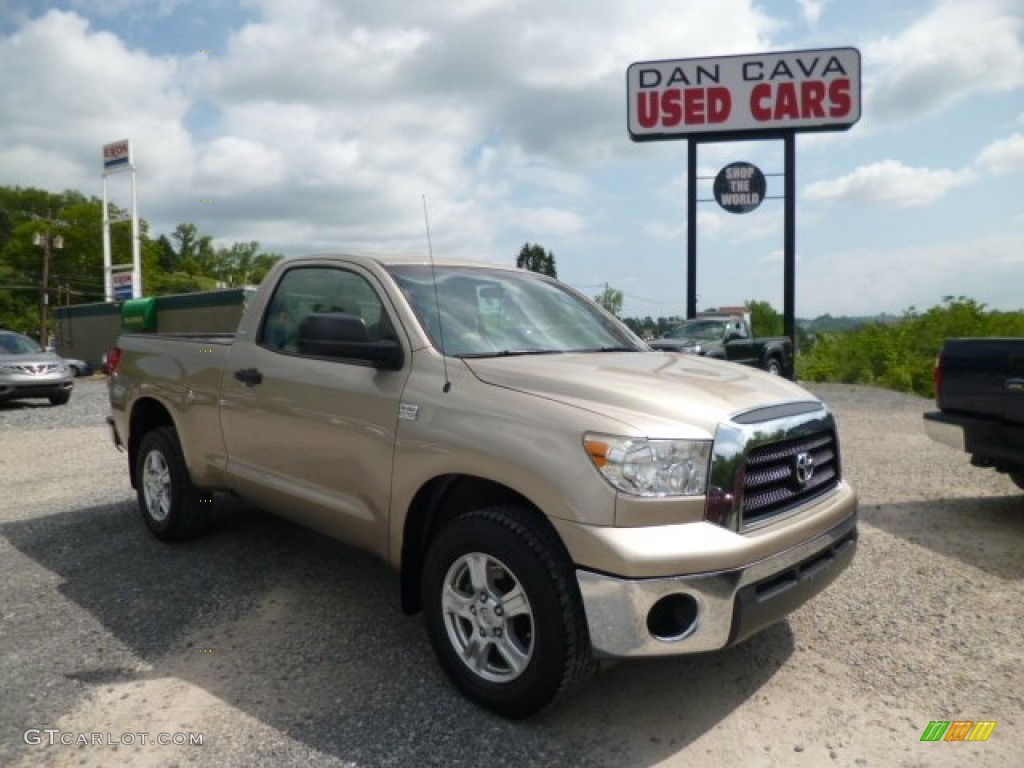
[576,512,857,658]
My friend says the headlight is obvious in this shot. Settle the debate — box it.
[584,433,711,497]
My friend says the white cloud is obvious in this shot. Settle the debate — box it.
[976,132,1024,175]
[865,0,1024,126]
[196,137,287,189]
[0,10,193,204]
[798,0,828,25]
[804,159,975,207]
[800,231,1024,315]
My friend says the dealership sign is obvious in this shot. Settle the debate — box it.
[103,138,132,171]
[627,47,860,140]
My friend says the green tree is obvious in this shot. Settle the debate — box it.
[594,285,624,317]
[210,241,282,286]
[171,222,215,277]
[746,299,784,337]
[516,242,557,277]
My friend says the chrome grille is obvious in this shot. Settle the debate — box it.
[9,363,59,375]
[706,402,843,531]
[742,431,839,527]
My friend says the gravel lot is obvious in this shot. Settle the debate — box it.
[1,377,1021,767]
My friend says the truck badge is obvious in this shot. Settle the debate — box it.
[794,452,815,485]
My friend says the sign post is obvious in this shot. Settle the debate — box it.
[627,47,861,366]
[102,139,142,301]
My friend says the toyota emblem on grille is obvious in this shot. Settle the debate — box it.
[794,451,815,486]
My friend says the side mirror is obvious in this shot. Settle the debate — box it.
[725,331,742,342]
[297,313,403,369]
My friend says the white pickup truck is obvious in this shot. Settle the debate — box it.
[107,253,858,718]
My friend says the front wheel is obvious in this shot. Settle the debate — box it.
[49,391,71,405]
[421,506,592,718]
[134,427,211,541]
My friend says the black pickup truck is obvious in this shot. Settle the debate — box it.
[648,314,793,376]
[924,338,1024,491]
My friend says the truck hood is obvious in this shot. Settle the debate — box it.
[462,351,817,437]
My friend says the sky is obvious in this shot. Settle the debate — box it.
[0,0,1021,319]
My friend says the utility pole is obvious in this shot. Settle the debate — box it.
[32,210,64,348]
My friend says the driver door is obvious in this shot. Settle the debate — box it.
[220,263,409,557]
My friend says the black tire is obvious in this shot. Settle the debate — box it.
[48,391,71,405]
[1010,473,1024,492]
[765,356,783,376]
[134,427,211,541]
[421,506,592,719]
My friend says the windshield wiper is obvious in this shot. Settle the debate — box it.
[455,349,564,359]
[572,346,641,353]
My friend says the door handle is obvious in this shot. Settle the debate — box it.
[234,367,263,387]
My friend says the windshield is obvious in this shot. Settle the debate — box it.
[386,265,644,357]
[0,332,43,355]
[663,320,727,341]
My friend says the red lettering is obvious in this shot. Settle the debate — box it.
[801,80,826,118]
[636,92,658,128]
[707,87,731,123]
[749,78,854,125]
[774,82,800,120]
[829,78,851,118]
[750,83,772,121]
[683,88,705,123]
[661,89,682,127]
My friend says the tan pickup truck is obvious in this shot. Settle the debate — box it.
[107,253,858,718]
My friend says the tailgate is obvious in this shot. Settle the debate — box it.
[940,338,1024,425]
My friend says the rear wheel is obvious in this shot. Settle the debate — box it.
[765,356,783,376]
[1010,473,1024,492]
[135,427,211,541]
[421,506,592,718]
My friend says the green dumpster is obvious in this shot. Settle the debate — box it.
[121,297,158,331]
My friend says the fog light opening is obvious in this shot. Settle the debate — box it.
[647,593,699,641]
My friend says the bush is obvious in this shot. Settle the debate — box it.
[797,297,1024,398]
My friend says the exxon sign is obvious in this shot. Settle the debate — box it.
[627,47,861,141]
[103,139,132,171]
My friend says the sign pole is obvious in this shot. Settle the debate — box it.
[131,165,141,299]
[783,132,796,351]
[686,139,698,320]
[102,174,112,302]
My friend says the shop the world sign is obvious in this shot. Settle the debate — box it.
[627,47,860,140]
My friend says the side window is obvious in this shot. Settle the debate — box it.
[258,266,395,356]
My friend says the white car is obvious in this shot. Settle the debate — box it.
[0,330,75,406]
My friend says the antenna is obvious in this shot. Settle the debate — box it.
[422,195,451,393]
